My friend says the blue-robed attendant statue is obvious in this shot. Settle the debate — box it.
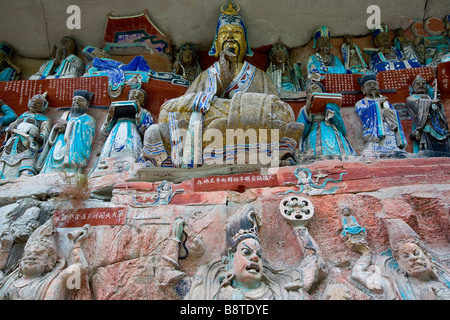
[354,74,407,154]
[368,24,421,73]
[37,90,96,175]
[307,27,346,75]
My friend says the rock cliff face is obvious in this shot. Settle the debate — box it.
[0,155,448,300]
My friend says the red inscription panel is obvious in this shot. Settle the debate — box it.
[0,76,111,115]
[193,172,279,192]
[53,207,127,228]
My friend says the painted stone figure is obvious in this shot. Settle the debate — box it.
[393,28,421,62]
[307,26,346,75]
[141,0,303,167]
[369,24,421,73]
[0,98,18,133]
[0,43,21,81]
[339,208,369,255]
[341,35,370,74]
[406,75,450,154]
[296,82,357,160]
[37,90,95,175]
[0,206,41,276]
[172,43,202,83]
[266,42,305,97]
[0,220,91,300]
[158,201,327,300]
[351,219,450,300]
[29,36,84,80]
[354,74,407,154]
[0,93,51,179]
[89,87,153,177]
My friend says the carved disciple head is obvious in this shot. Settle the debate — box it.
[127,88,147,108]
[358,74,380,99]
[306,81,325,97]
[385,219,435,280]
[411,75,428,95]
[372,23,390,49]
[71,90,93,115]
[177,43,198,67]
[27,92,49,114]
[209,0,253,62]
[19,220,57,278]
[313,26,332,56]
[224,205,263,290]
[269,42,290,68]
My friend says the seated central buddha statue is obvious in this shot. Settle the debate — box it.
[140,0,303,168]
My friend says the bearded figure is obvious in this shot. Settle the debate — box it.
[140,0,303,168]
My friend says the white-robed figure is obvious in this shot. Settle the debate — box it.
[89,87,153,177]
[354,74,407,154]
[37,90,96,175]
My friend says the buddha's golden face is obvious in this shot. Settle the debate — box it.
[215,24,247,62]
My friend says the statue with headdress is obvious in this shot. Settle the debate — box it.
[0,93,51,179]
[0,220,91,300]
[406,75,450,154]
[376,219,450,300]
[0,42,21,81]
[296,80,357,161]
[266,41,305,98]
[29,36,84,80]
[307,26,346,75]
[140,0,303,168]
[89,85,153,177]
[158,201,327,300]
[172,43,202,83]
[354,74,407,155]
[368,23,421,73]
[37,90,96,175]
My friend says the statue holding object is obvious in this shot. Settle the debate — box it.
[37,90,96,175]
[140,0,303,168]
[0,93,51,179]
[0,220,91,300]
[406,75,450,154]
